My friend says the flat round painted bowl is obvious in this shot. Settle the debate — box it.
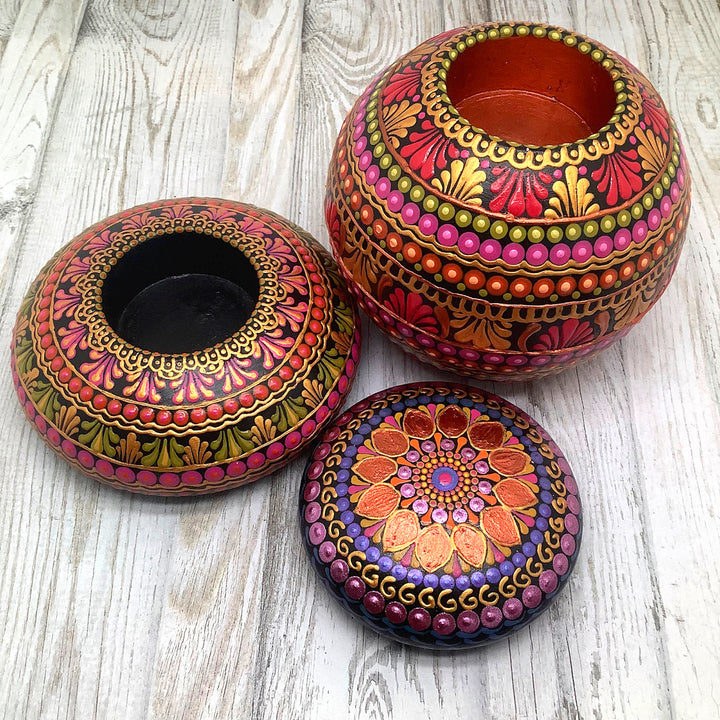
[11,198,361,495]
[326,21,691,380]
[299,382,582,649]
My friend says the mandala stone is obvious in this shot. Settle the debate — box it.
[326,21,691,380]
[11,198,361,495]
[300,382,582,649]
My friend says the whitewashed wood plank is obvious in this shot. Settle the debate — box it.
[0,0,21,59]
[0,0,89,281]
[0,1,253,719]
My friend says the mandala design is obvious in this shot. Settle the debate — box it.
[300,383,582,649]
[326,22,691,379]
[12,199,361,495]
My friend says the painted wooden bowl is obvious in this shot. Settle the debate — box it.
[300,382,582,649]
[326,22,691,380]
[11,198,361,495]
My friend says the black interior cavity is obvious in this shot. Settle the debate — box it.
[102,232,260,354]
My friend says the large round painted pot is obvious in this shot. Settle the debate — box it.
[299,382,582,649]
[11,198,361,495]
[326,22,691,380]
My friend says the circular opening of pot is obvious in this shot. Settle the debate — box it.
[446,35,617,145]
[102,232,260,354]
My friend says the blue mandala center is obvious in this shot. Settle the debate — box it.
[431,465,459,492]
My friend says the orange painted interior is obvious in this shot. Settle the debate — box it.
[446,35,617,145]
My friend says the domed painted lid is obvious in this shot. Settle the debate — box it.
[11,198,361,495]
[300,382,581,649]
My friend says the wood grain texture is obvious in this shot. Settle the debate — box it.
[0,1,718,719]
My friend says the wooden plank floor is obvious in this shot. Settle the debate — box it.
[0,1,718,718]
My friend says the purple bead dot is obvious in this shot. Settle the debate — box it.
[522,585,542,608]
[378,557,393,572]
[539,569,558,593]
[479,238,502,261]
[431,508,448,524]
[407,569,423,585]
[437,224,459,247]
[392,564,407,580]
[363,591,385,614]
[554,552,570,575]
[480,606,502,629]
[419,213,438,235]
[413,499,429,514]
[345,576,366,600]
[386,601,407,624]
[440,575,455,590]
[398,466,412,480]
[503,598,523,620]
[502,242,525,265]
[457,610,480,633]
[340,510,354,525]
[423,574,439,588]
[347,523,361,538]
[456,575,470,591]
[408,608,432,631]
[330,559,349,583]
[549,243,571,264]
[319,541,336,563]
[309,522,326,545]
[565,513,580,535]
[452,508,468,523]
[407,450,420,462]
[572,240,593,262]
[401,202,420,224]
[512,552,526,567]
[522,542,536,557]
[458,231,480,254]
[433,613,456,635]
[366,546,380,563]
[500,561,515,576]
[354,535,369,551]
[469,497,484,512]
[486,567,501,584]
[400,483,416,498]
[526,244,548,266]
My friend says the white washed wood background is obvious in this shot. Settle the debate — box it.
[0,1,718,718]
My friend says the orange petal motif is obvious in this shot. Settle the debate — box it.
[371,427,410,457]
[488,448,531,476]
[451,524,487,567]
[436,405,469,437]
[403,408,434,438]
[415,525,453,572]
[495,479,537,509]
[353,456,397,484]
[468,421,505,450]
[383,510,420,551]
[481,506,521,547]
[355,483,400,519]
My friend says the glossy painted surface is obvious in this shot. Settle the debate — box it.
[12,198,361,494]
[326,22,691,380]
[300,382,582,649]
